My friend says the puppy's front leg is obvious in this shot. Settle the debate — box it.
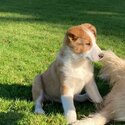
[85,78,103,104]
[61,85,77,124]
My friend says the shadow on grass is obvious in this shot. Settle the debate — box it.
[42,98,95,119]
[0,83,88,117]
[0,112,24,125]
[0,83,32,101]
[0,79,109,117]
[0,0,125,40]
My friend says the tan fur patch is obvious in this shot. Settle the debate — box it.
[81,23,97,36]
[65,25,93,54]
[60,85,69,95]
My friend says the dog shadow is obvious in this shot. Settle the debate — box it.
[0,112,24,125]
[0,82,107,116]
[0,83,32,101]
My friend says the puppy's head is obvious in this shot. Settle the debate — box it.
[65,23,103,62]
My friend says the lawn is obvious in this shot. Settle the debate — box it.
[0,0,125,125]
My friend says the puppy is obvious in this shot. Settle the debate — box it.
[32,23,103,124]
[72,51,125,125]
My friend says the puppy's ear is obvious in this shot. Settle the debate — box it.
[67,32,78,42]
[81,23,97,36]
[66,26,83,42]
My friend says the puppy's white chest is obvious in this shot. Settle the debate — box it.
[63,61,93,80]
[67,66,85,79]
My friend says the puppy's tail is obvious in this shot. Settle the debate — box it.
[99,50,125,86]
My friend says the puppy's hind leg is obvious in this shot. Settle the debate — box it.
[34,90,45,114]
[32,74,45,114]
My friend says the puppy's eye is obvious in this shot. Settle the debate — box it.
[85,42,91,46]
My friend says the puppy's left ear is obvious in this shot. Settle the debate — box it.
[81,23,97,36]
[66,26,82,44]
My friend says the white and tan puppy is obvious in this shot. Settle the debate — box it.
[72,51,125,125]
[32,23,103,124]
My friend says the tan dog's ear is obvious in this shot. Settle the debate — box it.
[81,23,97,36]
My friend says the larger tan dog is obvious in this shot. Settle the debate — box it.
[72,51,125,125]
[32,23,103,124]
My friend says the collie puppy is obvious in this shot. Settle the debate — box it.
[32,23,103,124]
[72,51,125,125]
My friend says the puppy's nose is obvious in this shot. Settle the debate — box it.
[98,53,104,59]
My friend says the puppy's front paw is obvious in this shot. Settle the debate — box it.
[35,108,45,114]
[65,110,77,124]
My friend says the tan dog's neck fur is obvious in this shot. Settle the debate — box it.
[100,51,125,86]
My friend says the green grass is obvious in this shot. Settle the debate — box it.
[0,0,125,124]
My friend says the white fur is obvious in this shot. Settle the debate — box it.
[59,47,93,80]
[81,27,102,62]
[61,88,77,123]
[59,47,94,96]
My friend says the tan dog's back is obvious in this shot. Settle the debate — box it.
[100,51,125,121]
